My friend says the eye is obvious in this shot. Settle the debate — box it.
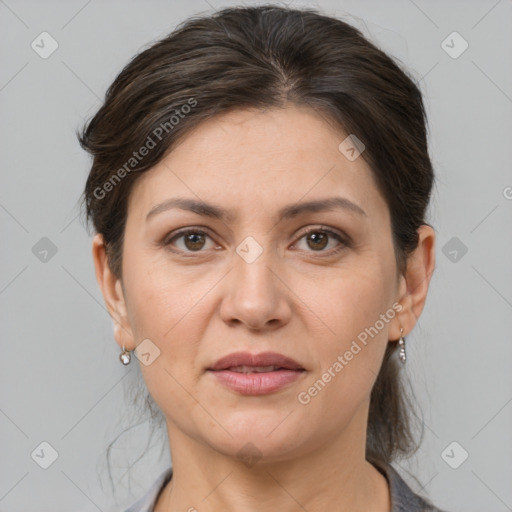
[163,228,218,253]
[292,227,349,255]
[162,226,349,256]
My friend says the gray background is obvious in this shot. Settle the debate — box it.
[1,0,511,511]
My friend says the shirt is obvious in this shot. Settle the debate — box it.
[123,460,448,512]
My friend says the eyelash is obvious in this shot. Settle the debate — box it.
[161,226,350,257]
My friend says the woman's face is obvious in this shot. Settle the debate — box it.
[101,105,415,463]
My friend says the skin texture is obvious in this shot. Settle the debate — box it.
[93,105,435,512]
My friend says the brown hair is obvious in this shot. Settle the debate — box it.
[79,3,432,477]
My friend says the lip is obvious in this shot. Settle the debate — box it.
[208,351,304,371]
[207,351,306,396]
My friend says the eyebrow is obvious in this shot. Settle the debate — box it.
[145,196,367,223]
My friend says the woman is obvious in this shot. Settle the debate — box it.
[79,4,445,511]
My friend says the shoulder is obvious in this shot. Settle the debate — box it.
[122,467,173,512]
[370,459,449,512]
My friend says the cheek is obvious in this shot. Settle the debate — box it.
[122,242,209,340]
[303,259,395,345]
[295,277,391,433]
[296,257,395,401]
[122,253,217,389]
[124,264,209,420]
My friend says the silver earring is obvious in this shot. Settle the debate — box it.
[398,327,406,364]
[119,346,131,365]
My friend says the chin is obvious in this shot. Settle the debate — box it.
[204,414,307,460]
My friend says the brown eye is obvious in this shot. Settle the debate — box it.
[294,227,349,255]
[182,232,206,251]
[306,231,329,251]
[164,229,216,253]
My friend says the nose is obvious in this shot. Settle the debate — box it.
[219,242,292,331]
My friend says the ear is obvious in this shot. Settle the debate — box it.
[92,233,136,350]
[391,224,436,340]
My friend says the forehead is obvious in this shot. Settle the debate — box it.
[127,105,387,223]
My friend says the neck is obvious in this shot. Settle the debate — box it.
[154,417,391,512]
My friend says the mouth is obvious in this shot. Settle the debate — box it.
[222,365,299,373]
[207,352,306,395]
[208,351,305,372]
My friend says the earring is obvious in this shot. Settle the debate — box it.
[119,346,131,365]
[398,327,406,364]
